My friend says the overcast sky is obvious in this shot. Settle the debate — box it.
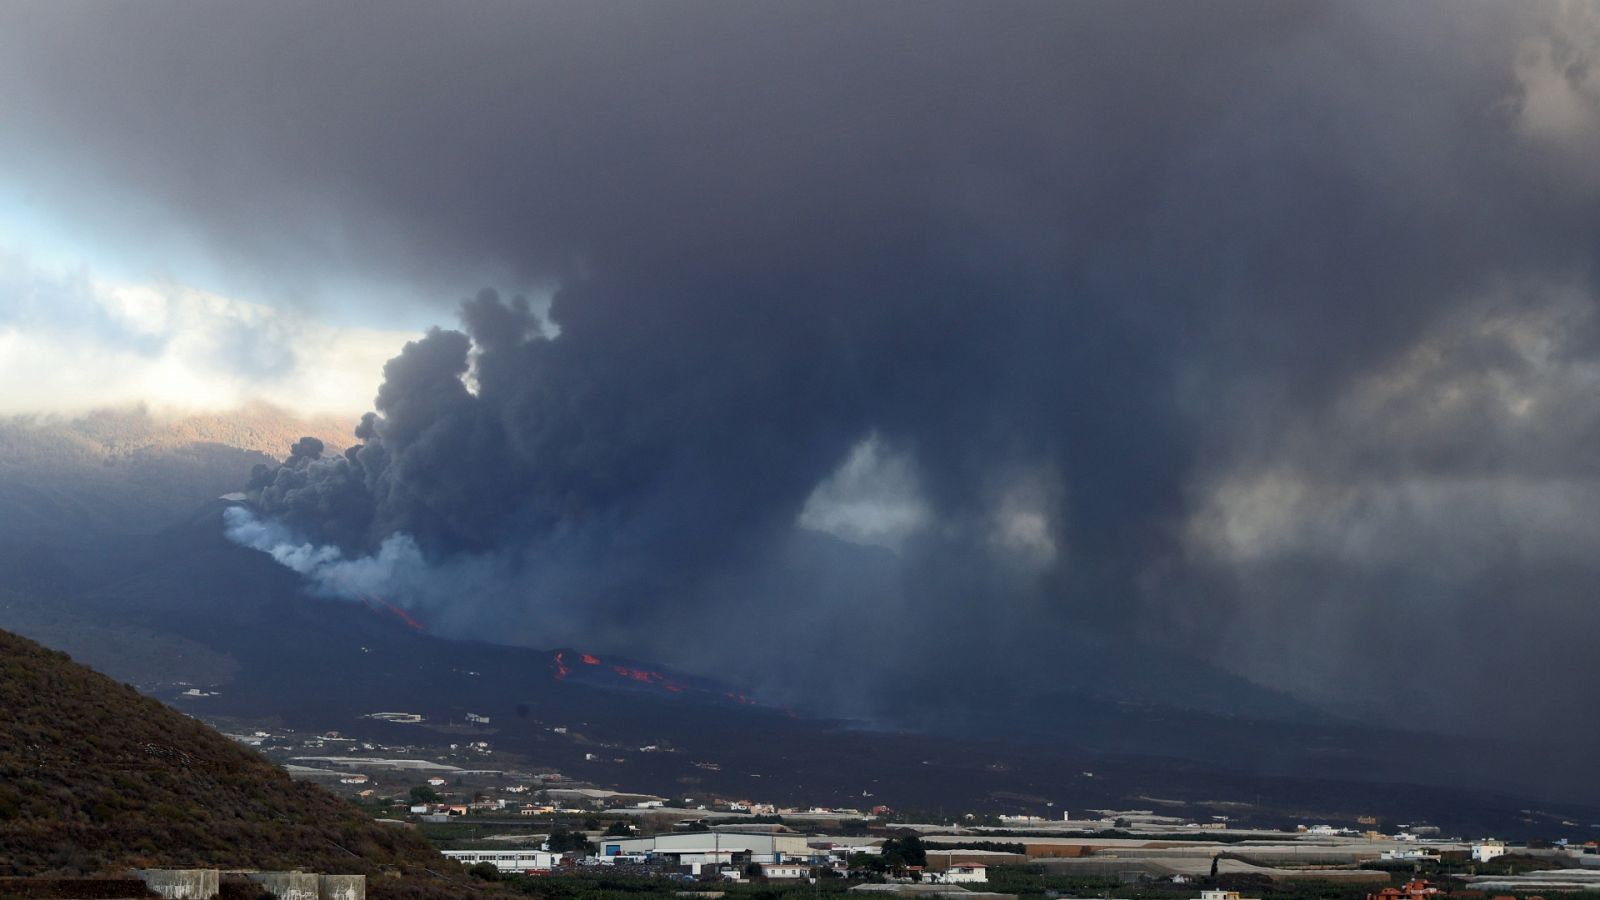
[5,1,1600,742]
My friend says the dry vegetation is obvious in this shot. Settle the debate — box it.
[0,629,472,898]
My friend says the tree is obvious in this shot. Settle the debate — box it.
[409,786,439,803]
[849,852,887,873]
[605,820,633,836]
[547,827,595,855]
[881,835,927,870]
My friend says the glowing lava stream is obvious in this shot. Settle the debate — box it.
[361,595,427,632]
[549,650,691,694]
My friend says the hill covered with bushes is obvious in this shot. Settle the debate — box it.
[0,628,467,896]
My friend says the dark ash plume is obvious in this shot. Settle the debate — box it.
[7,1,1593,736]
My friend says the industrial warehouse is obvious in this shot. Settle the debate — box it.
[445,831,995,883]
[432,821,1600,893]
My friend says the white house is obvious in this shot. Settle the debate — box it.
[760,862,811,880]
[930,865,987,884]
[1472,841,1507,863]
[1381,849,1440,862]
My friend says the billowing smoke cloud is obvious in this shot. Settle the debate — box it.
[6,2,1600,738]
[222,505,428,603]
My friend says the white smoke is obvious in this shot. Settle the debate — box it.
[222,504,428,602]
[221,504,537,643]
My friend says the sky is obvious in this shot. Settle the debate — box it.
[0,245,414,414]
[4,1,1600,740]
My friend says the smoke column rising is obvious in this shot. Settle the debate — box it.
[3,2,1597,736]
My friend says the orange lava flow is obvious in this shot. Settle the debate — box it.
[551,650,700,698]
[383,601,426,632]
[361,595,426,632]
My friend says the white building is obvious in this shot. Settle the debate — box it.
[592,853,650,866]
[1473,841,1507,863]
[597,832,815,875]
[443,850,559,873]
[760,863,811,880]
[1382,849,1440,861]
[821,843,882,860]
[929,865,987,884]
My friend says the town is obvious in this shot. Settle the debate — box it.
[215,717,1600,897]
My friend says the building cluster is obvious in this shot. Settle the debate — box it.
[411,798,597,820]
[231,716,1600,897]
[444,832,991,884]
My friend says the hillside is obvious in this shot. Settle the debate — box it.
[0,402,356,697]
[0,629,469,895]
[0,402,353,544]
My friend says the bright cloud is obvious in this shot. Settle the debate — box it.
[798,434,930,550]
[0,243,414,415]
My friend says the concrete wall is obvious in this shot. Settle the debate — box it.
[133,869,220,899]
[318,874,366,900]
[247,871,321,900]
